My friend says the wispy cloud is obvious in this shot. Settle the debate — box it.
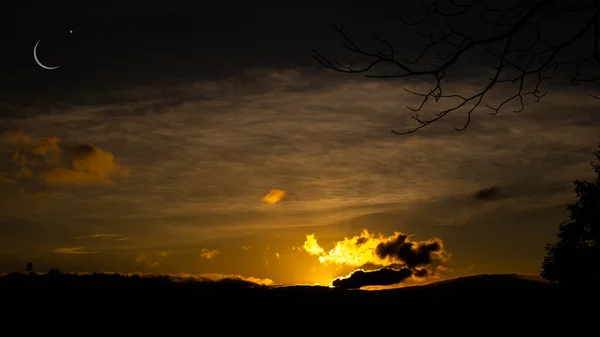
[74,234,128,241]
[1,67,598,245]
[52,247,99,255]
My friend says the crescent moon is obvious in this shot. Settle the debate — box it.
[33,40,60,70]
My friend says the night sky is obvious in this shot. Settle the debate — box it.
[1,1,599,287]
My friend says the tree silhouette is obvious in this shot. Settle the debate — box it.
[313,0,600,134]
[541,144,600,286]
[25,262,34,275]
[48,268,61,276]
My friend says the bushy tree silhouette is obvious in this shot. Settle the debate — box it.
[541,144,600,286]
[25,262,33,275]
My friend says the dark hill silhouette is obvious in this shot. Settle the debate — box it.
[3,271,598,329]
[409,273,549,290]
[269,274,558,305]
[1,271,592,301]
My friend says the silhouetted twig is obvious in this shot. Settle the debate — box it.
[312,0,600,134]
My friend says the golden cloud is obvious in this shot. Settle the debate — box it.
[75,234,128,240]
[303,229,449,269]
[41,144,129,185]
[41,168,105,184]
[15,189,49,200]
[303,234,325,256]
[135,250,171,268]
[240,246,252,250]
[262,189,286,204]
[15,167,32,180]
[0,176,15,184]
[32,136,62,165]
[52,247,99,255]
[242,276,275,286]
[29,191,49,199]
[3,131,62,168]
[129,272,275,286]
[200,248,219,260]
[2,131,128,196]
[12,149,28,167]
[3,130,32,148]
[178,273,274,286]
[135,255,160,267]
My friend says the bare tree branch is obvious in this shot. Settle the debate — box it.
[312,0,600,134]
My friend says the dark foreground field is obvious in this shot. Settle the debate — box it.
[1,272,598,329]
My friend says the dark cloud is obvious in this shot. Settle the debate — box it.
[359,262,406,271]
[413,268,429,278]
[332,258,433,290]
[71,144,96,156]
[332,268,413,289]
[474,187,504,201]
[375,233,443,269]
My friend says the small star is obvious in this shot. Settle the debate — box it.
[69,30,73,34]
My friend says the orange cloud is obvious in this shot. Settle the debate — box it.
[75,234,128,240]
[30,191,49,199]
[135,255,159,267]
[135,251,171,268]
[12,149,28,167]
[32,136,62,165]
[3,130,32,148]
[15,167,32,180]
[40,144,128,185]
[262,189,286,204]
[240,246,252,250]
[0,176,15,184]
[3,132,62,167]
[16,189,49,200]
[303,229,449,269]
[201,248,219,260]
[41,168,106,185]
[52,247,99,255]
[2,131,127,194]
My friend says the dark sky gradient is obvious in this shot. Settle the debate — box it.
[2,2,397,101]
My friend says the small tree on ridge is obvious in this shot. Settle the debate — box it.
[25,262,34,275]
